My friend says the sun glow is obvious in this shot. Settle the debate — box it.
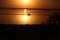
[22,0,29,3]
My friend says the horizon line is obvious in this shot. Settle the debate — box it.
[0,8,60,10]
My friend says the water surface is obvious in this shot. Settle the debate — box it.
[0,9,59,24]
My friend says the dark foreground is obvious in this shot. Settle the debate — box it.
[0,24,60,32]
[0,24,60,40]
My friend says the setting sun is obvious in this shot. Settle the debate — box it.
[21,0,29,3]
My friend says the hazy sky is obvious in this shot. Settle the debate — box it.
[0,0,60,8]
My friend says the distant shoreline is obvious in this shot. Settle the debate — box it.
[0,8,60,10]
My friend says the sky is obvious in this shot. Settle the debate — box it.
[0,0,60,9]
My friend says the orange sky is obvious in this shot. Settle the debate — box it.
[0,0,60,9]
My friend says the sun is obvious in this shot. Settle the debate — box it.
[22,0,29,3]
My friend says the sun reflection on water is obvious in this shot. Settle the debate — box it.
[22,9,29,24]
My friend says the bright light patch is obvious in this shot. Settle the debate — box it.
[24,9,27,13]
[23,15,28,21]
[24,9,28,15]
[23,9,28,21]
[22,0,29,3]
